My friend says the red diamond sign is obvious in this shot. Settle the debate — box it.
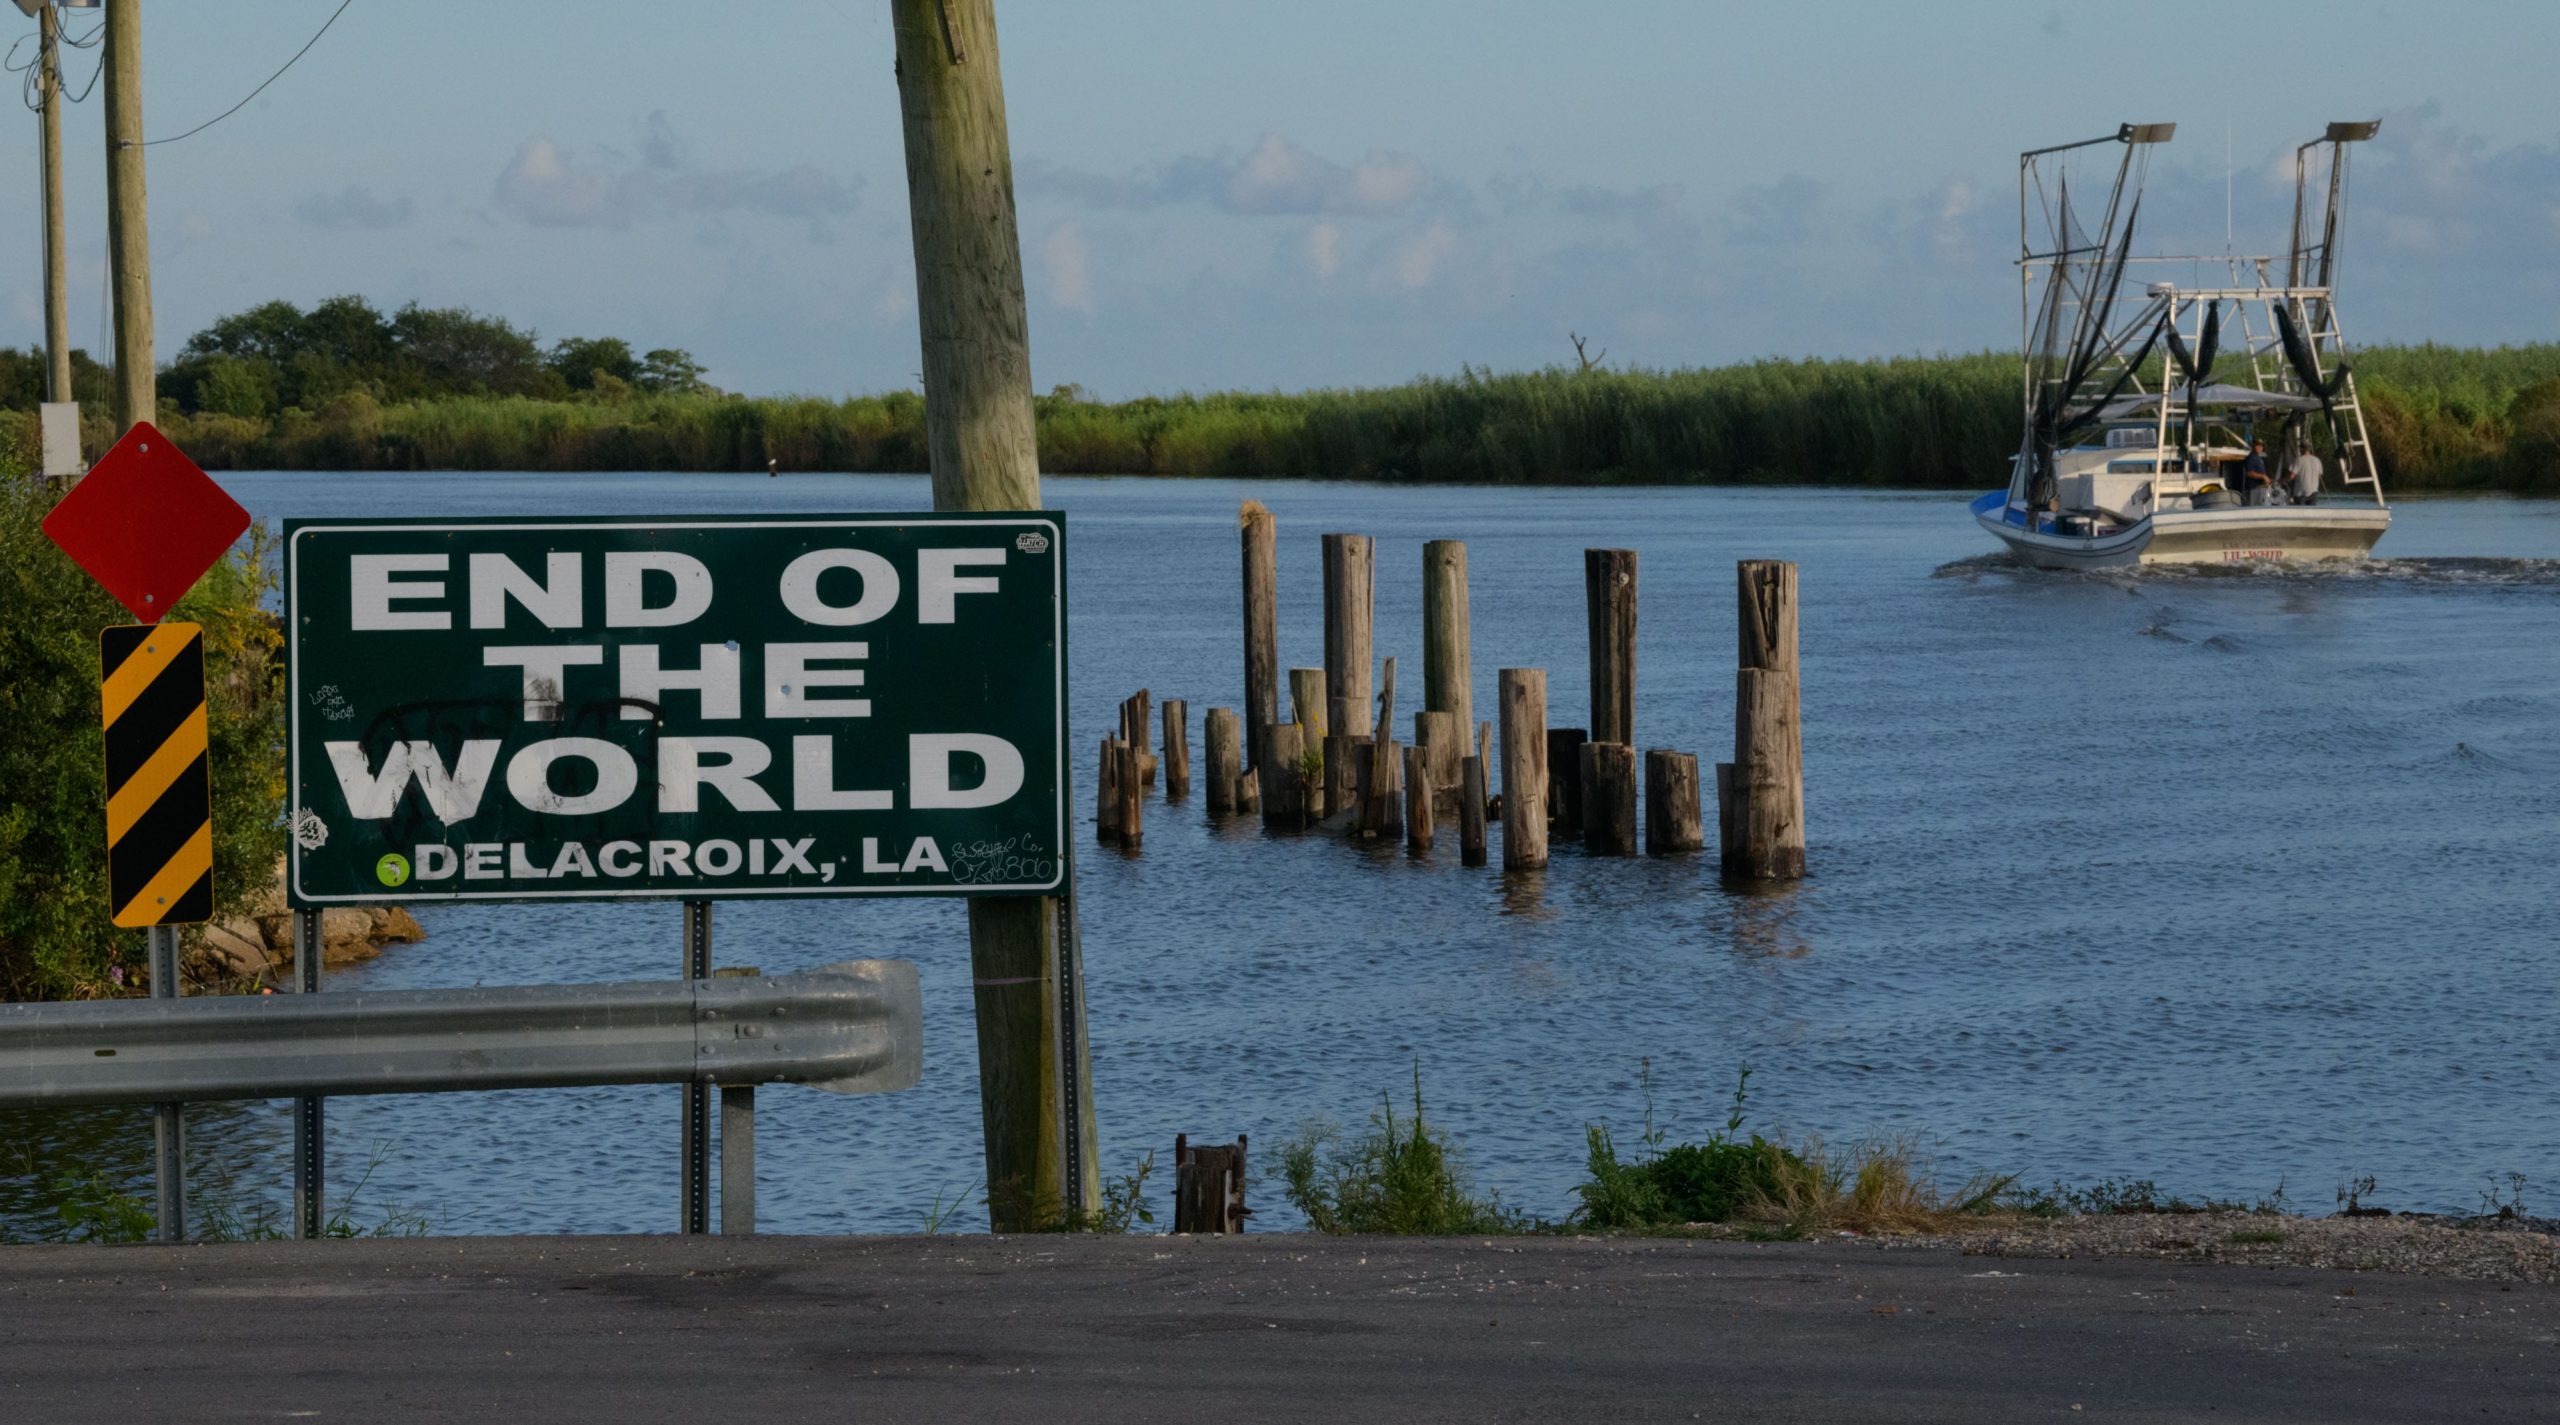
[41,422,251,623]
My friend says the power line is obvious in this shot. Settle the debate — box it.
[128,0,355,150]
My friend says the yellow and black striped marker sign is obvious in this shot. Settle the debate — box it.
[101,623,214,927]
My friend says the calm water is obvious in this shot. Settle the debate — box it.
[8,474,2557,1235]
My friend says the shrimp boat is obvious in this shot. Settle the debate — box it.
[1974,121,2393,569]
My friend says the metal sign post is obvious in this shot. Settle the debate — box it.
[40,427,246,1245]
[681,900,712,1235]
[146,923,183,1242]
[97,622,217,1244]
[292,908,324,1240]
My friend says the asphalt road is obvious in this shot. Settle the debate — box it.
[1,1233,2552,1422]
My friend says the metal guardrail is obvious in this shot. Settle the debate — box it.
[0,960,921,1107]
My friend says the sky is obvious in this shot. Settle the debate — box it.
[5,0,2558,399]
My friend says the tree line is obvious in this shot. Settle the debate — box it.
[0,296,712,420]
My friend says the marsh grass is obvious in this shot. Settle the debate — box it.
[1577,1064,2013,1238]
[1278,1067,1537,1235]
[12,344,2553,489]
[13,1147,429,1244]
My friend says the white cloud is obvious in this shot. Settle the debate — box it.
[1041,222,1095,312]
[493,118,860,230]
[1388,221,1458,289]
[1304,221,1342,279]
[1022,131,1433,218]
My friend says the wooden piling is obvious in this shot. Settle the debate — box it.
[1358,735,1403,839]
[1122,690,1155,787]
[1289,668,1328,816]
[1459,755,1489,865]
[1172,1133,1248,1235]
[1737,558,1799,677]
[1261,723,1307,829]
[1097,738,1125,844]
[1545,728,1588,833]
[1415,709,1461,815]
[1205,708,1242,813]
[1584,548,1637,747]
[1241,502,1278,772]
[1422,540,1472,739]
[1729,670,1802,878]
[1644,749,1704,855]
[1403,744,1434,851]
[1724,560,1806,880]
[1162,698,1190,800]
[1113,740,1143,848]
[1325,730,1361,826]
[1499,669,1549,870]
[1374,655,1398,752]
[1289,668,1327,740]
[1582,742,1638,855]
[1321,534,1375,737]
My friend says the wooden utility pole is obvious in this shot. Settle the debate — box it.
[38,4,74,404]
[891,0,1097,1229]
[102,0,153,432]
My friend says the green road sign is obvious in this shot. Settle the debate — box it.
[285,513,1066,906]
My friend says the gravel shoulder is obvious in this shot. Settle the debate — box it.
[1881,1211,2560,1284]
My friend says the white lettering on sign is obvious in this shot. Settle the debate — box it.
[483,645,605,721]
[505,738,640,816]
[765,642,870,717]
[658,736,780,813]
[469,553,583,629]
[326,739,499,820]
[619,643,743,720]
[778,549,899,626]
[908,733,1024,809]
[604,551,713,627]
[918,548,1005,623]
[349,555,451,631]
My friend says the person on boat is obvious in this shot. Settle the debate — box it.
[2239,440,2274,506]
[2289,446,2323,506]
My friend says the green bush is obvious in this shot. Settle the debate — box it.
[1575,1064,1805,1229]
[0,442,285,1000]
[1277,1067,1535,1235]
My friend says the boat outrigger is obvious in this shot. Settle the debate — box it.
[1976,121,2392,569]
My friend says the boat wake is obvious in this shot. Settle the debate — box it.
[1933,554,2560,589]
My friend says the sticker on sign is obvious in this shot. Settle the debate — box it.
[284,513,1067,905]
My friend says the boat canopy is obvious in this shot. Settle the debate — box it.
[2095,382,2326,420]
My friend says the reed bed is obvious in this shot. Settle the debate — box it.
[13,346,2555,490]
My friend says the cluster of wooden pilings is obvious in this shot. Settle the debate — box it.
[1094,502,1806,882]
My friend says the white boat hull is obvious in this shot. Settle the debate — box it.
[1973,496,2390,570]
